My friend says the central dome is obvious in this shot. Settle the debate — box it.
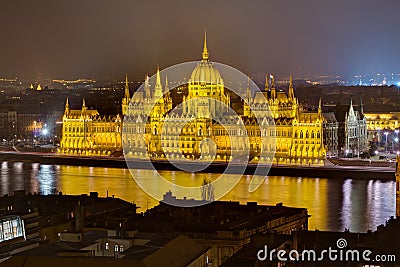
[190,61,222,84]
[189,32,223,85]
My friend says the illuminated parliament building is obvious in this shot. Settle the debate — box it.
[59,34,344,165]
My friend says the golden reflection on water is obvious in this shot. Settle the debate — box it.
[55,166,396,232]
[0,162,395,232]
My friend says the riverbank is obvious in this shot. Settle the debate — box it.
[0,151,395,180]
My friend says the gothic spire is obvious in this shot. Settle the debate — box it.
[264,74,270,92]
[288,74,295,99]
[124,73,130,99]
[144,74,151,99]
[246,75,252,100]
[318,98,323,119]
[154,67,163,98]
[164,75,169,93]
[270,75,276,99]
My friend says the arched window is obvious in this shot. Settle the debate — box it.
[300,131,303,139]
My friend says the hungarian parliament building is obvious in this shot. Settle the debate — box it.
[59,35,368,165]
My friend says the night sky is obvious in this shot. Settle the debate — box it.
[1,0,400,81]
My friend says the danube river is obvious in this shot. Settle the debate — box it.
[0,161,396,232]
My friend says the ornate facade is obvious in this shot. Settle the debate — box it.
[59,77,127,155]
[334,102,368,157]
[60,34,329,165]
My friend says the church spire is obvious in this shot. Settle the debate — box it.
[154,67,163,98]
[202,30,209,61]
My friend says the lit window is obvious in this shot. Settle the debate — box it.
[115,244,119,252]
[120,245,124,252]
[105,242,109,250]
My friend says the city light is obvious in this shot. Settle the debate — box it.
[42,129,48,136]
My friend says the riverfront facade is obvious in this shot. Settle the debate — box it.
[59,34,370,164]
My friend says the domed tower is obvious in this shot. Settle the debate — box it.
[184,31,230,118]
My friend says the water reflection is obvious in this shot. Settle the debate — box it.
[0,161,396,232]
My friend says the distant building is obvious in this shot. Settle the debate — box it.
[322,111,339,157]
[334,101,368,157]
[59,98,123,156]
[364,112,399,146]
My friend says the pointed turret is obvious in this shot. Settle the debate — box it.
[124,73,130,99]
[122,74,130,115]
[318,98,323,119]
[82,98,87,113]
[264,74,270,92]
[64,98,70,116]
[270,75,276,99]
[360,97,364,116]
[244,76,253,117]
[288,74,295,100]
[144,75,151,99]
[202,30,209,61]
[245,75,252,101]
[164,75,169,93]
[154,67,163,99]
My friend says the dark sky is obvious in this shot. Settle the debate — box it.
[1,0,400,81]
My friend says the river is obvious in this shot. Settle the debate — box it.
[0,161,396,232]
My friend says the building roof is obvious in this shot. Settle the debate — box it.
[2,255,145,267]
[323,112,337,123]
[143,235,210,267]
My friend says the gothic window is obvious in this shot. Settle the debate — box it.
[300,131,303,139]
[306,131,309,138]
[311,131,314,138]
[317,131,320,139]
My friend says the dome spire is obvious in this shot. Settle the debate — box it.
[202,30,209,61]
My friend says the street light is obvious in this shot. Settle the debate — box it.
[384,131,389,153]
